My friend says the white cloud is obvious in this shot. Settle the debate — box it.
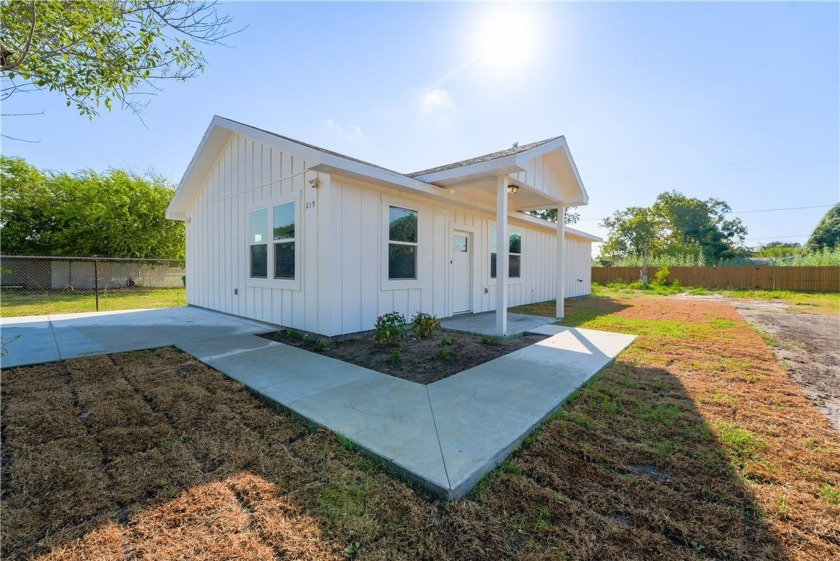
[415,87,457,129]
[324,118,367,144]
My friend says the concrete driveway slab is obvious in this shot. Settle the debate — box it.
[175,334,282,362]
[1,320,60,367]
[287,375,450,490]
[1,307,275,367]
[257,363,378,403]
[431,361,577,418]
[427,386,533,491]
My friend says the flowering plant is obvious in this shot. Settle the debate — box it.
[374,312,407,345]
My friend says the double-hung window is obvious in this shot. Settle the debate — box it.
[388,206,418,280]
[273,202,295,279]
[249,209,268,278]
[490,227,522,279]
[249,202,297,281]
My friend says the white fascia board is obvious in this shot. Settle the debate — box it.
[411,154,526,184]
[513,136,589,206]
[311,154,428,193]
[166,118,232,220]
[166,115,340,220]
[214,116,326,162]
[514,212,602,242]
[561,141,589,205]
[517,136,568,161]
[565,226,602,242]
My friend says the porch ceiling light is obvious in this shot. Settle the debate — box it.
[507,184,520,194]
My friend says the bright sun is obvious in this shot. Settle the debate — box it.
[473,6,539,72]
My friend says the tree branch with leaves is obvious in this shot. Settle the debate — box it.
[0,0,236,120]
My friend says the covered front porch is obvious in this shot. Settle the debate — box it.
[439,310,554,338]
[412,137,589,337]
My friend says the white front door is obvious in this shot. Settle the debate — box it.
[452,232,472,314]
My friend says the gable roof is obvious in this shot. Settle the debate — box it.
[408,137,563,178]
[222,117,406,178]
[167,116,588,221]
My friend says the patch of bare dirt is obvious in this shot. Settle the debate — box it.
[261,329,545,384]
[734,301,840,431]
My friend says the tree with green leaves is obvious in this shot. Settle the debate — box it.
[806,203,840,251]
[753,241,802,258]
[1,156,184,259]
[527,207,580,225]
[0,1,234,120]
[600,191,747,263]
[652,191,746,262]
[600,206,664,259]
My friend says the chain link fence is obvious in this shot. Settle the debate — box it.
[0,256,186,318]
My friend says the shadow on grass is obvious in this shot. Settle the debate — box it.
[1,339,800,559]
[511,295,631,328]
[474,360,790,559]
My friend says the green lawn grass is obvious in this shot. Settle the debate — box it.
[512,283,840,317]
[0,287,186,317]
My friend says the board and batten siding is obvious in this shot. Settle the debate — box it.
[329,176,593,336]
[184,133,593,336]
[184,133,333,334]
[509,153,558,197]
[564,236,592,298]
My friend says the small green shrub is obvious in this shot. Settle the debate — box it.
[374,312,407,345]
[480,336,501,346]
[653,265,671,286]
[440,335,458,346]
[436,348,452,361]
[285,329,299,341]
[315,340,327,352]
[411,311,440,339]
[389,350,401,365]
[302,334,311,345]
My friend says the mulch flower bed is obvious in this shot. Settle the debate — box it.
[261,329,546,384]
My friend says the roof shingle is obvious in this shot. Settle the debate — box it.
[407,136,563,178]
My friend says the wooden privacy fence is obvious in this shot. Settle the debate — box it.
[592,266,840,292]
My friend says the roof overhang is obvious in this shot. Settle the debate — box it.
[412,136,588,208]
[167,116,332,220]
[168,117,592,238]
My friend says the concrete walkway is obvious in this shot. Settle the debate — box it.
[1,307,634,499]
[440,311,553,337]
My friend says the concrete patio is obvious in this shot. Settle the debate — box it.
[1,306,635,499]
[439,311,554,337]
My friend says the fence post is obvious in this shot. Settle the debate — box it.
[93,256,99,312]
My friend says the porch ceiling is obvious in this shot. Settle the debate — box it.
[443,175,562,212]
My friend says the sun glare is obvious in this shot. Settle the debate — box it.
[474,6,539,72]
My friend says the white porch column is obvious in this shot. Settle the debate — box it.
[556,204,566,319]
[496,176,509,336]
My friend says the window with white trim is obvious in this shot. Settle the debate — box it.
[273,202,295,279]
[249,209,268,278]
[490,227,521,279]
[388,206,418,280]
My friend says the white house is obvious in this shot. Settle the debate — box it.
[167,116,600,337]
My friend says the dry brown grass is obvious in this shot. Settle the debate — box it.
[2,295,838,560]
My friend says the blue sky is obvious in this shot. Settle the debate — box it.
[3,1,838,252]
